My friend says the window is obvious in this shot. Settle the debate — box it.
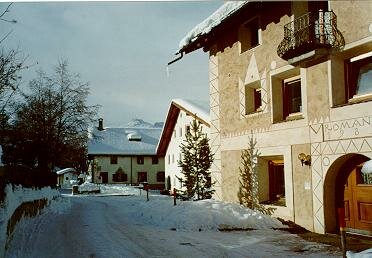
[167,155,170,164]
[110,156,118,164]
[271,67,303,123]
[172,154,174,163]
[152,156,158,164]
[179,127,182,137]
[239,17,260,53]
[356,165,372,185]
[244,81,262,114]
[138,172,147,183]
[173,130,176,138]
[345,55,372,101]
[157,171,165,182]
[260,159,286,206]
[283,77,302,118]
[137,156,144,165]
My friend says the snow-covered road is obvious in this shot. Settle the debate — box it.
[6,194,340,258]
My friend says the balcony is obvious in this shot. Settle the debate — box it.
[277,10,344,64]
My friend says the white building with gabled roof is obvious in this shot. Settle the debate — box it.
[157,99,210,191]
[88,119,165,189]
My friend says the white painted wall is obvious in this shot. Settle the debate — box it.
[165,110,210,191]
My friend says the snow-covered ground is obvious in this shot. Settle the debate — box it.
[5,185,343,258]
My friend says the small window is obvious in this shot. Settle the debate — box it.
[65,177,69,180]
[244,81,262,114]
[152,156,158,164]
[157,171,165,182]
[167,155,170,165]
[356,166,372,185]
[179,127,182,137]
[283,77,302,118]
[345,56,372,101]
[110,156,118,164]
[137,156,144,165]
[138,172,147,183]
[173,130,176,138]
[239,17,260,53]
[172,154,174,163]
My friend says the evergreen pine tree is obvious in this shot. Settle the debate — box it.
[238,135,275,215]
[178,118,214,200]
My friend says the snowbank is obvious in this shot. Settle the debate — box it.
[77,183,140,196]
[0,185,60,256]
[347,248,372,258]
[125,196,284,232]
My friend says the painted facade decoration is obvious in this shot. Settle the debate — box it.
[88,119,165,189]
[176,1,372,235]
[157,99,210,191]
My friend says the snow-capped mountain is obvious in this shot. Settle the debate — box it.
[126,119,163,128]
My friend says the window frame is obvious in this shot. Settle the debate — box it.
[152,156,159,165]
[110,155,118,164]
[244,81,262,115]
[282,76,302,119]
[137,171,147,183]
[239,16,261,54]
[137,156,144,165]
[157,171,165,182]
[345,55,372,102]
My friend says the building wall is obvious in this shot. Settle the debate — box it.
[93,155,165,188]
[208,0,372,233]
[165,110,210,190]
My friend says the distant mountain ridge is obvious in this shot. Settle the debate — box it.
[126,118,164,128]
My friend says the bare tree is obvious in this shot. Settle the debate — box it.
[6,60,99,172]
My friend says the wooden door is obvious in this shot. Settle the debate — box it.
[344,165,372,232]
[100,172,108,184]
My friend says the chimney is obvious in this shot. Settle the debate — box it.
[98,118,104,131]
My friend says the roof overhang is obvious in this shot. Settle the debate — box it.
[178,1,250,55]
[156,100,210,156]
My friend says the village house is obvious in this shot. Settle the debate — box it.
[174,1,372,235]
[56,168,78,188]
[156,99,210,191]
[88,119,165,189]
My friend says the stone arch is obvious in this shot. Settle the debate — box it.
[323,153,370,233]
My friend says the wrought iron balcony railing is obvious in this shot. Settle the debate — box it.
[277,10,344,61]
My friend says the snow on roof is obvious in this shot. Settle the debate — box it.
[172,98,210,124]
[88,127,162,156]
[179,1,248,51]
[157,99,210,155]
[56,168,76,175]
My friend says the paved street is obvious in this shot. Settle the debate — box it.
[6,195,340,258]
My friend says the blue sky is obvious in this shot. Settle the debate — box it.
[0,1,222,126]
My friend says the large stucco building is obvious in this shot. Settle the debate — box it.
[157,99,210,191]
[175,1,372,235]
[88,119,165,189]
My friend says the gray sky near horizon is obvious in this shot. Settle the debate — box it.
[0,1,222,127]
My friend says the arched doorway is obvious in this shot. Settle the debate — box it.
[324,154,372,234]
